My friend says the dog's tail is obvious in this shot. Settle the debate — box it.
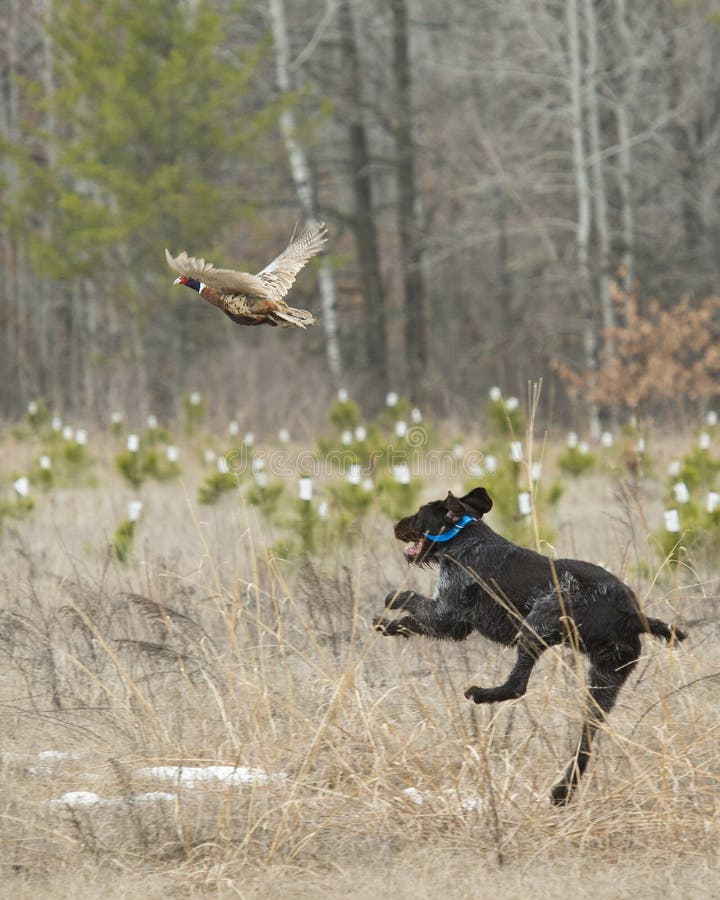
[642,616,687,644]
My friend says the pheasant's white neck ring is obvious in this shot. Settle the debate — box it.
[180,277,204,293]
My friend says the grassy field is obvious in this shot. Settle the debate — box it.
[0,406,718,898]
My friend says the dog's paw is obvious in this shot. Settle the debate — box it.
[384,590,405,610]
[464,685,490,704]
[550,782,572,806]
[373,616,411,638]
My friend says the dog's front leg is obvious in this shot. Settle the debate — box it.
[373,614,423,638]
[372,590,425,638]
[375,590,472,641]
[384,589,421,611]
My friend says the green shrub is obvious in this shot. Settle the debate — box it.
[26,400,50,431]
[328,398,361,431]
[466,452,555,547]
[116,450,145,488]
[373,397,412,433]
[547,482,564,506]
[677,445,720,491]
[557,446,596,477]
[246,481,284,520]
[294,499,321,555]
[141,449,181,482]
[142,424,172,447]
[116,442,182,488]
[60,441,88,467]
[327,481,374,538]
[486,397,524,437]
[183,391,206,435]
[112,519,136,564]
[31,459,54,490]
[198,471,238,505]
[0,495,34,530]
[376,474,421,522]
[38,437,94,486]
[654,500,720,565]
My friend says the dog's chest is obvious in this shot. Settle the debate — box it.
[435,552,523,646]
[434,564,462,599]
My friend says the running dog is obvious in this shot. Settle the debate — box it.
[374,487,686,804]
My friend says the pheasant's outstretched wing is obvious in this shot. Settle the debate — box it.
[256,222,328,302]
[165,249,271,298]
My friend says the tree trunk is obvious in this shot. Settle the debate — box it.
[6,0,27,405]
[496,187,514,336]
[338,0,388,390]
[390,0,429,402]
[38,0,57,402]
[267,0,342,378]
[614,0,635,296]
[664,27,704,273]
[584,0,613,358]
[567,0,599,434]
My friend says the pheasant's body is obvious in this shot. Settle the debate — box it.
[195,283,295,327]
[166,222,326,328]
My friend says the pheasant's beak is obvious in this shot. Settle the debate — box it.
[173,276,183,285]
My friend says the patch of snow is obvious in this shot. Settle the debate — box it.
[51,790,176,809]
[401,786,482,815]
[402,787,424,806]
[27,766,56,777]
[37,750,78,761]
[134,791,175,804]
[53,791,104,808]
[138,764,284,787]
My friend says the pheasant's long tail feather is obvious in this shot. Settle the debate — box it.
[271,306,320,329]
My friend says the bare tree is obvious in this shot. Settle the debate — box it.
[267,0,342,379]
[390,0,429,401]
[567,0,599,432]
[337,0,388,390]
[584,0,613,356]
[613,0,636,295]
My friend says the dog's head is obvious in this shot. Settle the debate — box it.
[393,487,493,565]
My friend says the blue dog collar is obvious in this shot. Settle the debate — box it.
[424,514,476,543]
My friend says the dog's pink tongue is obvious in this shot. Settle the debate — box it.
[404,540,422,558]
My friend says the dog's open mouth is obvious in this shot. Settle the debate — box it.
[403,539,425,559]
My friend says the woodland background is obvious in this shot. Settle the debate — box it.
[1,4,719,894]
[1,0,720,429]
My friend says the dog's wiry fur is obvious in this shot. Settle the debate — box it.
[374,487,686,805]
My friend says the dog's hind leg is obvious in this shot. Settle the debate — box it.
[464,624,554,704]
[464,606,560,704]
[464,643,543,703]
[550,638,640,805]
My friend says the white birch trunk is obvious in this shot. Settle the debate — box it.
[584,0,613,355]
[267,0,342,378]
[38,0,56,402]
[7,0,29,401]
[614,0,635,295]
[567,0,599,434]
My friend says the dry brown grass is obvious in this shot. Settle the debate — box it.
[0,447,718,898]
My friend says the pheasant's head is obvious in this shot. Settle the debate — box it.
[173,275,202,293]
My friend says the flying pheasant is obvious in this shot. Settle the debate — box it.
[165,222,327,328]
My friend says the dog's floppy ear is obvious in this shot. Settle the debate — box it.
[459,487,493,518]
[443,491,467,523]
